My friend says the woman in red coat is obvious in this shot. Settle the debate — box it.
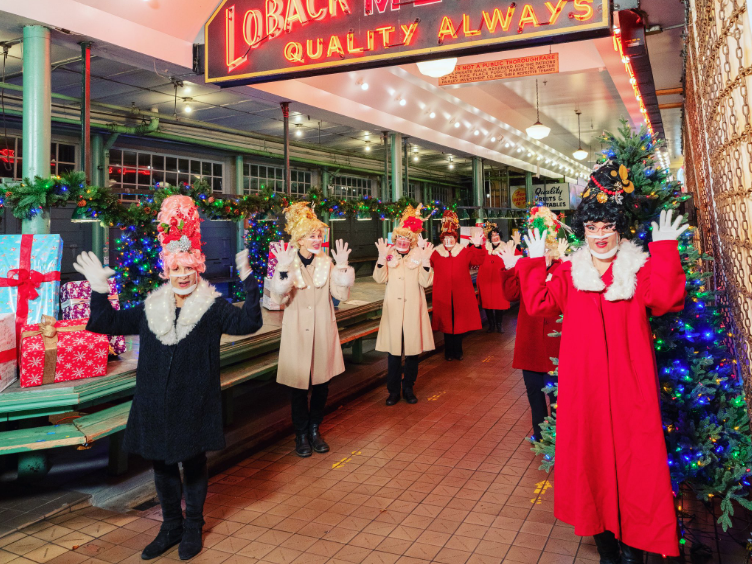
[430,211,485,361]
[497,240,562,442]
[476,222,510,333]
[517,162,687,562]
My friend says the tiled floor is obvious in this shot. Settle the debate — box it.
[0,329,748,563]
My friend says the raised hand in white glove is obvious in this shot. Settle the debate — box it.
[470,231,484,247]
[417,234,427,250]
[332,239,351,267]
[557,239,570,262]
[272,242,296,270]
[523,228,548,259]
[375,238,390,263]
[421,242,435,266]
[512,230,522,247]
[496,242,520,270]
[235,250,252,281]
[652,209,690,242]
[73,251,115,294]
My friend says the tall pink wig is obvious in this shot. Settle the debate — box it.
[156,195,206,279]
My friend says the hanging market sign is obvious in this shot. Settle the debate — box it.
[438,53,559,87]
[204,0,611,85]
[533,182,571,209]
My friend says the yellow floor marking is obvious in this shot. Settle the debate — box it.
[531,479,552,504]
[482,356,494,363]
[332,450,362,469]
[427,391,446,401]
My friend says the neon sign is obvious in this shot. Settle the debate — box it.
[205,0,611,85]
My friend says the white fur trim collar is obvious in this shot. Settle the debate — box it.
[290,254,330,289]
[386,247,422,270]
[570,239,647,301]
[485,241,502,254]
[435,243,464,258]
[144,278,220,345]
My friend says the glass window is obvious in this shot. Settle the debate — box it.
[330,175,373,200]
[242,163,311,197]
[0,137,18,180]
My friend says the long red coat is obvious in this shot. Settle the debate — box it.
[477,242,511,310]
[517,240,684,557]
[500,261,561,373]
[430,243,485,334]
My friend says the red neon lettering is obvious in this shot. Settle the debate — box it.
[347,32,365,53]
[225,6,247,71]
[284,41,304,61]
[364,0,398,15]
[329,0,351,16]
[462,14,481,36]
[573,0,594,21]
[376,25,395,47]
[243,10,263,47]
[306,0,327,20]
[413,0,441,4]
[438,16,457,41]
[400,22,418,45]
[481,7,515,32]
[307,38,324,58]
[327,35,345,57]
[518,4,541,29]
[285,0,309,31]
[544,0,567,24]
[266,0,284,39]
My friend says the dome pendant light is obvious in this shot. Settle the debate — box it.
[526,79,551,140]
[417,58,458,78]
[573,110,588,160]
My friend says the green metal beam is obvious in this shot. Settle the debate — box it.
[235,155,245,253]
[390,133,402,201]
[473,157,485,222]
[91,134,105,261]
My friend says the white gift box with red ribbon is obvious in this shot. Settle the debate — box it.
[0,313,16,393]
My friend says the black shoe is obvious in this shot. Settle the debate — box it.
[385,393,400,406]
[496,323,504,333]
[593,531,621,564]
[309,424,329,453]
[403,388,418,404]
[178,524,203,560]
[295,433,312,457]
[486,325,495,333]
[620,542,643,564]
[456,355,464,361]
[141,525,183,560]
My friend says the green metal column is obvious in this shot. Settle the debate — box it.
[472,157,485,223]
[381,132,389,238]
[321,167,330,226]
[235,156,245,252]
[525,171,534,206]
[22,25,51,235]
[91,134,105,261]
[390,133,402,201]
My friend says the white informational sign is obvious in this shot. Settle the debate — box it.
[532,183,571,210]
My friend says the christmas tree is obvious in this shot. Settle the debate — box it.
[232,214,285,301]
[531,119,752,531]
[113,223,161,308]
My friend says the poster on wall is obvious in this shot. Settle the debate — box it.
[533,183,571,210]
[510,186,528,210]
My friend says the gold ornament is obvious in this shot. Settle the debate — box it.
[596,192,608,204]
[583,188,590,198]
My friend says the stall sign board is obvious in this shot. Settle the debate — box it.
[439,53,559,86]
[510,187,528,209]
[205,0,611,85]
[533,183,571,210]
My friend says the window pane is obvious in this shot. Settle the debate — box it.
[57,162,75,175]
[178,159,189,174]
[165,172,178,186]
[123,165,137,184]
[191,160,201,175]
[213,163,222,177]
[138,153,151,168]
[109,150,121,165]
[212,177,222,191]
[165,157,177,172]
[109,164,122,184]
[251,165,258,177]
[178,174,189,186]
[57,143,75,164]
[123,151,137,167]
[152,155,164,171]
[137,169,152,185]
[152,171,164,185]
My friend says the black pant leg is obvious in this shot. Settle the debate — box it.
[495,310,503,329]
[387,354,403,394]
[456,333,464,358]
[290,387,311,434]
[309,382,330,426]
[181,453,208,528]
[523,370,549,441]
[152,460,183,530]
[444,333,454,359]
[485,308,495,328]
[403,355,419,389]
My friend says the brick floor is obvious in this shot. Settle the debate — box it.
[1,330,748,563]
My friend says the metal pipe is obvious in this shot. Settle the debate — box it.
[80,42,91,182]
[390,132,402,201]
[472,157,485,223]
[281,102,290,196]
[403,138,409,198]
[235,155,245,252]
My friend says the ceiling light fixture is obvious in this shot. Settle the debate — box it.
[526,79,551,140]
[448,156,454,169]
[454,121,460,128]
[504,143,510,148]
[474,130,479,136]
[295,124,302,137]
[365,141,371,152]
[573,110,588,160]
[491,137,496,142]
[416,58,458,78]
[429,111,436,118]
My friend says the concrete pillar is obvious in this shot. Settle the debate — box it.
[472,157,485,223]
[235,155,245,252]
[22,25,51,234]
[390,133,402,201]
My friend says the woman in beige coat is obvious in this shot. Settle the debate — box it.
[373,205,435,406]
[270,203,355,457]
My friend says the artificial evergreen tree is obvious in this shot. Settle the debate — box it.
[531,119,752,530]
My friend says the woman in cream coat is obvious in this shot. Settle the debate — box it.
[270,202,355,457]
[373,205,435,406]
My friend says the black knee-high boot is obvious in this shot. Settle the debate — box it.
[620,542,644,564]
[142,462,184,560]
[179,453,208,560]
[485,309,496,333]
[593,531,621,564]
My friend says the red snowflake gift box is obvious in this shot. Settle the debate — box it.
[60,279,127,355]
[19,316,109,388]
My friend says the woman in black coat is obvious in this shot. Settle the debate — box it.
[74,196,263,561]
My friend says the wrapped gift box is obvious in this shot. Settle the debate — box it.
[266,241,288,281]
[19,316,109,388]
[0,313,16,392]
[0,234,63,340]
[60,279,127,355]
[262,277,286,311]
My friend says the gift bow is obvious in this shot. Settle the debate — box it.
[22,316,87,385]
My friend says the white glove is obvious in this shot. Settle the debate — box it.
[235,250,252,281]
[73,251,115,294]
[470,232,484,247]
[272,242,296,270]
[523,228,548,259]
[496,242,520,270]
[375,238,390,264]
[557,239,569,262]
[417,234,427,250]
[652,209,689,242]
[421,242,435,267]
[332,239,351,267]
